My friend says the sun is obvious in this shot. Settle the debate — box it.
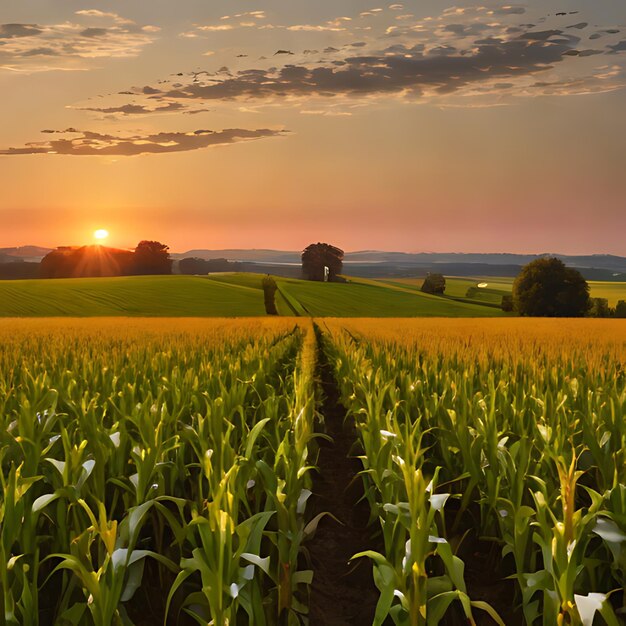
[94,229,109,241]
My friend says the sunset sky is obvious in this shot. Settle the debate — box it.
[1,0,625,254]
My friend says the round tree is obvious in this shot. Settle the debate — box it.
[513,257,590,317]
[301,243,344,282]
[133,240,172,275]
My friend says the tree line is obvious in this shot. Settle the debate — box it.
[40,241,172,279]
[420,259,626,318]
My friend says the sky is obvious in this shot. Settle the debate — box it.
[1,0,625,254]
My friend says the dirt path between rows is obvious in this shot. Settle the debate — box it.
[307,329,381,626]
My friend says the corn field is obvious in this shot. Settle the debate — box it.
[322,318,626,625]
[0,319,319,626]
[1,317,625,625]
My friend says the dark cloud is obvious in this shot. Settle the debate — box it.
[443,23,489,37]
[0,128,287,157]
[80,28,109,37]
[22,47,58,57]
[78,102,188,116]
[0,23,43,38]
[608,40,626,53]
[147,34,586,102]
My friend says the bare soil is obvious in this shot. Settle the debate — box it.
[307,332,382,626]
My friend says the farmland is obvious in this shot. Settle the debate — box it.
[321,318,626,625]
[0,318,317,625]
[387,277,626,308]
[3,273,622,319]
[0,274,507,318]
[0,276,267,317]
[1,317,625,624]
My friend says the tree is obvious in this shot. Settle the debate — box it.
[179,257,207,275]
[588,298,611,318]
[421,273,446,295]
[513,257,590,317]
[179,257,242,274]
[40,246,134,278]
[262,276,278,315]
[301,243,344,282]
[133,241,172,275]
[615,300,626,318]
[501,294,514,312]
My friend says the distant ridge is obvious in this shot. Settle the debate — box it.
[4,247,626,274]
[0,246,52,261]
[172,249,626,272]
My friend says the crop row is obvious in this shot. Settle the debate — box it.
[0,319,318,626]
[321,319,626,625]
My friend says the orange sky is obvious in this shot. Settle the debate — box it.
[1,0,625,254]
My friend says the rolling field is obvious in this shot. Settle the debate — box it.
[1,317,625,624]
[1,273,623,318]
[388,276,626,307]
[0,273,507,318]
[275,276,505,317]
[0,275,267,317]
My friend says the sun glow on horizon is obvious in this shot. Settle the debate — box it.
[94,229,109,241]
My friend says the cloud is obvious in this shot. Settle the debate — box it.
[74,98,212,117]
[492,6,526,15]
[84,4,626,114]
[0,24,43,38]
[142,32,602,103]
[183,10,354,37]
[79,102,187,115]
[0,11,157,72]
[178,6,624,105]
[0,128,287,157]
[608,40,626,53]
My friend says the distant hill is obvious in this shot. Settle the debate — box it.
[175,249,301,263]
[6,246,626,279]
[173,249,626,275]
[0,246,52,262]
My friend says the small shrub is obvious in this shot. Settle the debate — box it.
[501,294,514,312]
[588,298,611,318]
[421,273,446,295]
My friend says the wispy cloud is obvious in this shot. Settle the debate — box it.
[181,10,354,37]
[0,127,287,156]
[0,10,158,72]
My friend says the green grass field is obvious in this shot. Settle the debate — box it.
[205,272,295,315]
[0,275,267,317]
[3,272,620,317]
[276,276,505,317]
[388,276,626,307]
[0,273,507,318]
